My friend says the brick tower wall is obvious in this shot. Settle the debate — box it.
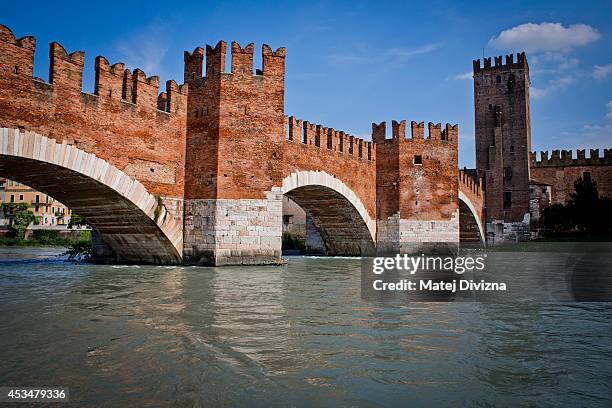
[374,120,459,254]
[182,41,287,265]
[473,53,531,226]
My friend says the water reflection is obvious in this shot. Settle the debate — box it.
[0,248,610,407]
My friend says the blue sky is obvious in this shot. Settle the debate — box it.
[1,0,611,167]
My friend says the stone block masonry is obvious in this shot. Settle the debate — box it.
[184,190,283,266]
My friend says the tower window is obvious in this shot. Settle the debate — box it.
[510,145,515,154]
[488,104,492,111]
[12,66,18,75]
[414,155,422,165]
[496,75,501,84]
[503,191,512,208]
[504,166,513,180]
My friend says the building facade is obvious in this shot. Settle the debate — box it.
[1,179,71,226]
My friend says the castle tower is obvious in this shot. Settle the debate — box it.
[182,41,287,265]
[373,120,459,254]
[473,53,531,236]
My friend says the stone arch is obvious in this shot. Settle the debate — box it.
[281,170,375,255]
[458,190,485,245]
[0,128,183,263]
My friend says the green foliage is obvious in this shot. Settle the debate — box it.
[67,212,85,228]
[282,232,306,251]
[63,239,92,261]
[1,202,37,240]
[32,230,61,245]
[541,177,612,237]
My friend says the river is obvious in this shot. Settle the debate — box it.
[0,246,611,407]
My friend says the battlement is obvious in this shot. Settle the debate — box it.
[459,169,483,197]
[530,148,612,167]
[0,24,187,114]
[371,120,458,144]
[473,52,528,73]
[184,40,286,82]
[286,116,374,161]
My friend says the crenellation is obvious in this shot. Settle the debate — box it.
[442,124,457,143]
[184,47,204,83]
[131,68,160,107]
[262,44,286,77]
[428,122,442,140]
[231,42,254,76]
[411,121,424,139]
[531,148,612,167]
[205,41,227,77]
[49,42,84,91]
[157,92,168,111]
[473,52,528,73]
[94,56,124,99]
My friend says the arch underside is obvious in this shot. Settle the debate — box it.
[458,195,485,246]
[286,185,375,256]
[0,155,181,263]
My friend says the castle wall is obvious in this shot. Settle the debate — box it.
[530,149,612,203]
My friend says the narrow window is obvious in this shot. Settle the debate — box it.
[496,75,501,83]
[10,195,14,203]
[583,172,591,182]
[244,106,248,115]
[504,166,513,180]
[510,145,515,154]
[12,66,18,75]
[503,191,512,208]
[19,194,23,201]
[414,155,422,165]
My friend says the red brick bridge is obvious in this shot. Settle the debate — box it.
[0,24,484,265]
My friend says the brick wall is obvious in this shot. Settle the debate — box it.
[473,53,531,223]
[0,25,188,203]
[530,149,612,203]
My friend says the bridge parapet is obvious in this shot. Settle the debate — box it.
[0,23,187,203]
[285,116,375,161]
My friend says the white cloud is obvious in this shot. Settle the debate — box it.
[326,43,440,67]
[531,75,575,99]
[593,63,612,80]
[116,22,169,75]
[452,71,472,80]
[559,58,580,70]
[384,43,440,59]
[489,22,600,53]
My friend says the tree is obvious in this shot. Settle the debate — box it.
[567,177,599,232]
[1,203,37,240]
[541,176,612,237]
